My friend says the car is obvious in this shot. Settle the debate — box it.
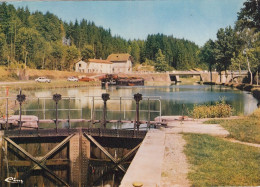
[35,77,51,83]
[67,76,79,82]
[79,77,94,82]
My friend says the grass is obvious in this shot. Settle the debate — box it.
[183,133,260,186]
[203,108,260,144]
[202,119,225,124]
[8,80,100,91]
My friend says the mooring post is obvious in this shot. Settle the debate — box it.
[134,93,142,132]
[53,93,62,132]
[102,93,110,128]
[0,131,3,185]
[68,98,71,129]
[16,89,26,132]
[148,97,150,130]
[6,98,8,130]
[91,96,95,124]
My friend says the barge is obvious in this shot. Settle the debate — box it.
[100,74,144,86]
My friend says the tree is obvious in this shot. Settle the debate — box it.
[65,45,80,71]
[51,41,66,70]
[15,27,43,68]
[130,40,140,64]
[155,49,172,72]
[81,45,95,61]
[240,29,259,84]
[200,39,216,82]
[214,26,240,81]
[237,0,260,31]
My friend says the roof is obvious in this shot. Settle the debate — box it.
[107,53,132,62]
[80,59,112,64]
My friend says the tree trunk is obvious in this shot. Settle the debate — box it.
[209,65,212,83]
[24,51,28,69]
[257,71,259,86]
[247,55,253,85]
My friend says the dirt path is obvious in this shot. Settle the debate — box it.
[160,133,190,187]
[160,118,230,187]
[225,138,260,148]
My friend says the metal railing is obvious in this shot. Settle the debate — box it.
[0,92,162,131]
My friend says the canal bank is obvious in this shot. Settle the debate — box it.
[204,82,260,103]
[120,117,230,187]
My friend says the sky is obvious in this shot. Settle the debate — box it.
[9,0,246,47]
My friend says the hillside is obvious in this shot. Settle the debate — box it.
[0,2,202,72]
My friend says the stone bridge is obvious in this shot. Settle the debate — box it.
[168,70,248,83]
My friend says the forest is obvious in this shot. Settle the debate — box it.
[0,2,201,72]
[0,0,259,75]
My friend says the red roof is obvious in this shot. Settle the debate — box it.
[107,53,132,62]
[88,59,112,64]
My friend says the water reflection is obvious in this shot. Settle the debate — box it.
[23,85,258,121]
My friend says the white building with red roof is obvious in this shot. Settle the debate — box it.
[75,59,112,73]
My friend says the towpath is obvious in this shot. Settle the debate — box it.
[120,116,230,187]
[160,117,230,187]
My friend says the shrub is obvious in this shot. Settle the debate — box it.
[192,99,232,118]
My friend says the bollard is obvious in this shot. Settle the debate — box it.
[132,182,143,187]
[53,93,62,132]
[102,93,110,128]
[134,93,142,132]
[16,89,26,131]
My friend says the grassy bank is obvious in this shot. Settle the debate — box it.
[7,80,100,91]
[204,108,260,144]
[183,134,260,186]
[0,66,93,81]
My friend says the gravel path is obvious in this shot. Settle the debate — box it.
[160,118,230,187]
[160,133,190,187]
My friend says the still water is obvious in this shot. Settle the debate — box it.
[22,84,258,125]
[8,84,259,186]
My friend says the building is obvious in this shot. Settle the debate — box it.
[75,59,112,73]
[107,53,133,73]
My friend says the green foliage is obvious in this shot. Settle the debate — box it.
[183,134,260,186]
[237,0,260,32]
[218,108,260,144]
[214,26,239,72]
[192,99,232,118]
[154,49,173,72]
[0,3,203,71]
[199,39,215,71]
[145,34,200,70]
[81,45,95,61]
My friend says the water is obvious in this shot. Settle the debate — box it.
[20,84,258,124]
[5,84,259,186]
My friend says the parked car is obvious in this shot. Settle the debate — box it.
[35,77,51,83]
[79,77,94,82]
[67,76,79,82]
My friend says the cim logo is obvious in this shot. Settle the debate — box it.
[5,177,23,184]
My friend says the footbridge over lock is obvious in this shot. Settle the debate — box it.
[0,91,167,186]
[169,70,248,83]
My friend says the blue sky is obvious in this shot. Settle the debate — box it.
[9,0,245,46]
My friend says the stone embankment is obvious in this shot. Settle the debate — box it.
[118,73,171,82]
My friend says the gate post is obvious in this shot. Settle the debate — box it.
[134,93,142,132]
[16,89,26,131]
[101,93,110,128]
[0,131,3,186]
[53,93,62,132]
[70,129,90,186]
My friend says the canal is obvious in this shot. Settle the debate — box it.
[1,83,259,187]
[21,84,258,121]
